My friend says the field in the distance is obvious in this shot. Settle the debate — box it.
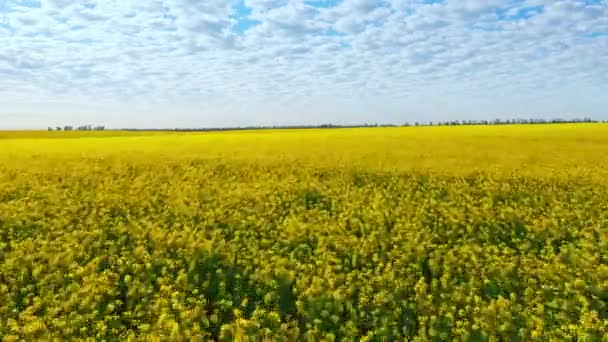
[1,124,608,340]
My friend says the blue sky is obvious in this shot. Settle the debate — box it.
[1,0,607,128]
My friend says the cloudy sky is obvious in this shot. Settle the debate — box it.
[1,0,607,128]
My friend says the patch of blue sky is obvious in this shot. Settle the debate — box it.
[304,0,341,8]
[324,28,346,37]
[233,0,260,35]
[0,0,38,11]
[233,17,260,35]
[16,0,41,8]
[497,5,544,21]
[339,41,351,48]
[323,29,350,48]
[581,31,608,38]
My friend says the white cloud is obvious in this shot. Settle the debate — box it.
[1,0,607,128]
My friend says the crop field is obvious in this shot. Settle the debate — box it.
[1,124,608,340]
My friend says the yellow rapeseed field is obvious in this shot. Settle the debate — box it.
[1,124,608,340]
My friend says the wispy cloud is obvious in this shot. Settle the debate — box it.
[1,0,607,128]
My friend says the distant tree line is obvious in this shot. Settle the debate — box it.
[47,117,604,132]
[402,117,598,127]
[117,117,603,132]
[116,124,398,132]
[48,125,105,131]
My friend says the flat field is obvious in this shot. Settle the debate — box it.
[1,124,608,340]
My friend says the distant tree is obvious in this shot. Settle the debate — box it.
[64,126,73,131]
[94,126,105,131]
[56,127,62,131]
[48,127,53,131]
